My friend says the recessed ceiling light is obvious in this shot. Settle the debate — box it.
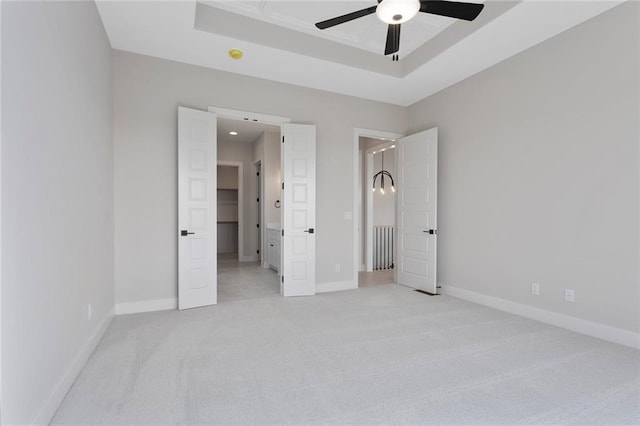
[228,49,243,60]
[229,131,238,136]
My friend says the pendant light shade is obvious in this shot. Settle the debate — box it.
[372,151,395,194]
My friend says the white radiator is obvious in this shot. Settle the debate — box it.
[373,226,394,270]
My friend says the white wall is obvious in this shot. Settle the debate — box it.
[408,2,639,333]
[113,51,406,305]
[1,1,114,423]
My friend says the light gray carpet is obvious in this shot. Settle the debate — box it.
[52,284,640,425]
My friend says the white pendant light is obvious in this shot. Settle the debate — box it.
[376,0,420,25]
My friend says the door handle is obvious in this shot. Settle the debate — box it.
[423,229,437,235]
[303,228,315,234]
[180,230,195,236]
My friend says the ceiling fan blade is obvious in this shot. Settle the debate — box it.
[315,6,378,29]
[419,0,484,21]
[384,24,401,56]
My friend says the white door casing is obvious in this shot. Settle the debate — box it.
[178,107,217,309]
[396,128,438,294]
[281,123,316,297]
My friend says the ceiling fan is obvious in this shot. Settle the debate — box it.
[315,0,485,60]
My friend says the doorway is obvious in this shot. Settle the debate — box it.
[360,138,398,287]
[353,128,403,290]
[177,106,318,308]
[215,117,281,303]
[216,163,241,262]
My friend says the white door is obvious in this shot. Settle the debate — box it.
[396,128,438,294]
[178,107,217,309]
[281,123,316,297]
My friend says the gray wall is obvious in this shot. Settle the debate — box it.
[113,51,407,305]
[262,131,282,227]
[253,131,282,262]
[1,1,114,423]
[217,165,239,189]
[408,2,639,332]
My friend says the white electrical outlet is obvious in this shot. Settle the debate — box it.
[564,289,575,303]
[531,282,540,295]
[87,304,92,320]
[344,211,352,220]
[335,263,341,273]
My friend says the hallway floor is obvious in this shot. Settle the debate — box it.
[358,268,394,287]
[218,253,280,303]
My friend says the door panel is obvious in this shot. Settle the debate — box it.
[282,124,316,297]
[178,107,217,309]
[396,128,438,293]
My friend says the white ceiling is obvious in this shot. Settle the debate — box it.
[218,117,279,144]
[96,0,623,106]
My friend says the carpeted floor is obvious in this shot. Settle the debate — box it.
[52,284,640,425]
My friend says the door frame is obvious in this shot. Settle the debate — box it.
[208,106,290,264]
[217,161,244,261]
[254,159,264,266]
[353,129,404,285]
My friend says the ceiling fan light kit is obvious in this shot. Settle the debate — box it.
[315,0,485,58]
[376,0,420,24]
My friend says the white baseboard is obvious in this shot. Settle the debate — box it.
[240,255,258,262]
[317,280,357,293]
[440,284,640,350]
[33,307,114,425]
[115,298,177,315]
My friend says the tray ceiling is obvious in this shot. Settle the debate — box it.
[96,1,624,106]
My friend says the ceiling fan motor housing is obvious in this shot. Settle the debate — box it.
[376,0,420,24]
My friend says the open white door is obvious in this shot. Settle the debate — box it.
[281,123,316,297]
[178,107,217,309]
[396,127,438,294]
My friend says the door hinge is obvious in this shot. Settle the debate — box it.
[282,136,284,143]
[256,197,259,202]
[257,249,260,254]
[256,172,260,176]
[256,223,260,228]
[281,182,284,190]
[281,229,284,237]
[281,276,284,283]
